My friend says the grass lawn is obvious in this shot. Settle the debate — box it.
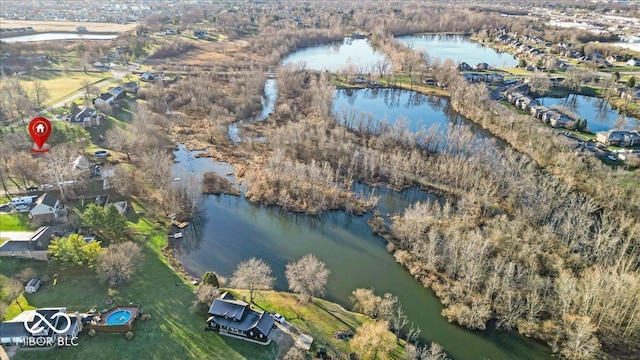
[1,71,112,107]
[0,213,37,232]
[2,209,278,360]
[232,290,405,359]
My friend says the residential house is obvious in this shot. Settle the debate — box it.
[530,105,546,118]
[123,81,139,94]
[29,192,60,224]
[520,98,539,111]
[596,130,640,147]
[93,93,115,108]
[108,86,125,100]
[606,55,623,63]
[206,291,275,343]
[0,308,81,346]
[25,278,42,293]
[71,108,100,128]
[549,114,574,129]
[627,58,640,67]
[457,62,472,71]
[0,226,58,261]
[474,63,490,71]
[139,71,157,82]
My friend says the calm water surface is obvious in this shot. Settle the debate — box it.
[396,34,519,68]
[538,94,638,133]
[173,144,551,360]
[281,38,386,72]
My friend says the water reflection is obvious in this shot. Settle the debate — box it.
[539,94,638,132]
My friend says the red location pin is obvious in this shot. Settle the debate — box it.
[29,116,52,153]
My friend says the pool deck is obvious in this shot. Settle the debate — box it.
[89,305,141,333]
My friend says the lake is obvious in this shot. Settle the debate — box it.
[173,145,550,360]
[332,87,505,148]
[538,94,638,133]
[281,38,386,72]
[0,32,118,43]
[396,34,519,68]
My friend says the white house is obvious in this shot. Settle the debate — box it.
[28,192,60,224]
[626,58,640,67]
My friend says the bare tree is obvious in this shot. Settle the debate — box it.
[285,254,330,303]
[193,284,221,311]
[349,320,396,360]
[40,143,78,199]
[32,80,50,108]
[390,303,408,344]
[96,241,143,286]
[230,257,275,302]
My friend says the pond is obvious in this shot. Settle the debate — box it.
[172,145,551,360]
[0,32,118,42]
[396,34,519,68]
[332,87,506,148]
[281,38,386,72]
[538,94,638,133]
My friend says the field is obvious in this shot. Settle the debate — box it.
[0,71,112,108]
[0,20,137,33]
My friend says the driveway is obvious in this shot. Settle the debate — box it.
[269,326,295,359]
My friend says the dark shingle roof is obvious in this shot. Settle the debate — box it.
[207,292,274,336]
[38,192,58,207]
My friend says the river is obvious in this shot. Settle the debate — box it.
[175,37,552,359]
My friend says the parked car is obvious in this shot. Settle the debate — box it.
[607,155,617,161]
[40,184,53,189]
[271,313,285,324]
[93,150,109,158]
[26,185,38,191]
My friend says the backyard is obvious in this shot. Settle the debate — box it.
[2,205,278,360]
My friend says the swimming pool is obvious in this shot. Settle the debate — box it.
[105,310,132,325]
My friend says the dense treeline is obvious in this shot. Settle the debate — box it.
[361,35,640,358]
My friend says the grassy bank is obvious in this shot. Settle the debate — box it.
[2,198,401,360]
[2,204,277,360]
[230,290,405,359]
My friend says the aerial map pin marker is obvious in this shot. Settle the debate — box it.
[29,116,52,153]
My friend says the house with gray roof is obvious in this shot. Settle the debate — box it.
[0,226,59,261]
[206,292,274,343]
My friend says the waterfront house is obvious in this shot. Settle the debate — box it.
[206,292,275,343]
[596,130,640,147]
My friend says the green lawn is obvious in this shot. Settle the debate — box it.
[0,213,36,232]
[0,71,113,107]
[3,209,278,360]
[232,289,405,359]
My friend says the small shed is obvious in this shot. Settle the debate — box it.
[25,278,42,293]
